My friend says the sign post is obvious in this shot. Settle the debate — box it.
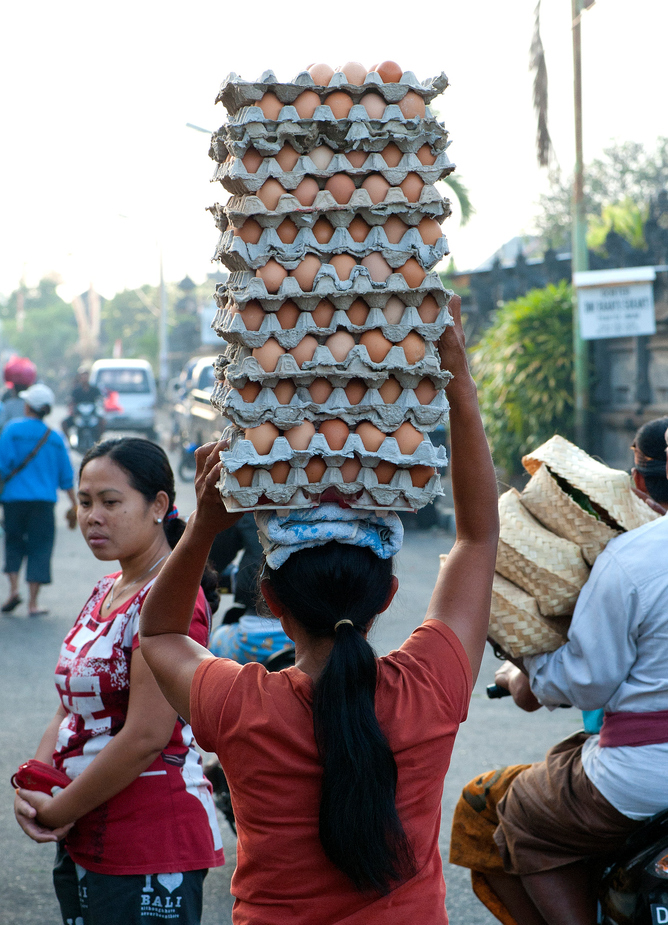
[574,267,657,341]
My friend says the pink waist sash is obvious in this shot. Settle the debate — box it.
[599,710,668,747]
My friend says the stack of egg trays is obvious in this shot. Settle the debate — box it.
[210,69,454,512]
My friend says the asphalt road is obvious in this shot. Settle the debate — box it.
[0,413,581,924]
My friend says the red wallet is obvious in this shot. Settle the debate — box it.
[11,760,71,795]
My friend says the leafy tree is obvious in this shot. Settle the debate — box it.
[470,281,574,476]
[534,139,668,250]
[99,286,162,365]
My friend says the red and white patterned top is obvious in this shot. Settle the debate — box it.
[53,574,224,875]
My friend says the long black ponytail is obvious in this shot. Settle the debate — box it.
[262,542,416,894]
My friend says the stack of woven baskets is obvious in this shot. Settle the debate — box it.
[206,64,455,513]
[490,434,659,657]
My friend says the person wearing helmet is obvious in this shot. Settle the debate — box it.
[61,368,105,445]
[0,356,38,431]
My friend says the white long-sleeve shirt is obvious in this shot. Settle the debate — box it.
[527,515,668,820]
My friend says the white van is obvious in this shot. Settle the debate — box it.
[90,359,157,438]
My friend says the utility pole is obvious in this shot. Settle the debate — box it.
[158,251,169,397]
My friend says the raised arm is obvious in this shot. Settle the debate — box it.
[424,294,499,681]
[140,446,242,719]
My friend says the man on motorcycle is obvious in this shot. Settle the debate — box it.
[61,368,104,445]
[450,434,668,925]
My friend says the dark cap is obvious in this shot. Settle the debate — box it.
[632,417,668,477]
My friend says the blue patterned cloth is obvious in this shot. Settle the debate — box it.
[255,503,404,569]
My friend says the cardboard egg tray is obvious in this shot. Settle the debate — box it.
[217,69,449,114]
[211,132,449,164]
[214,148,454,195]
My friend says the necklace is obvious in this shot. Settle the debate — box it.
[106,553,168,609]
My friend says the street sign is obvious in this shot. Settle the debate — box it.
[574,267,656,341]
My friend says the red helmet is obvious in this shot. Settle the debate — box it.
[4,356,37,388]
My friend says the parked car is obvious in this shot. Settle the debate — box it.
[171,356,227,479]
[89,359,157,438]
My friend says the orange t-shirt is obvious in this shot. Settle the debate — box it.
[191,619,472,925]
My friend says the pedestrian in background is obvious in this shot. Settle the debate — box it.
[630,416,668,514]
[0,383,76,616]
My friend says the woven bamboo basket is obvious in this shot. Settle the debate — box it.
[489,572,570,657]
[522,435,658,532]
[496,488,590,617]
[521,463,621,566]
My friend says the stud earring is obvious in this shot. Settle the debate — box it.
[156,518,163,524]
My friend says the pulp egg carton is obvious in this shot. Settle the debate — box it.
[213,301,451,349]
[217,115,450,162]
[221,265,448,307]
[214,380,448,433]
[213,224,448,273]
[217,182,451,228]
[213,148,455,195]
[217,69,449,115]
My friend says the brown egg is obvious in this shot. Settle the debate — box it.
[348,216,370,242]
[416,143,437,165]
[240,301,266,331]
[274,379,296,404]
[410,465,436,488]
[382,296,405,324]
[400,172,424,202]
[257,259,288,293]
[275,144,300,171]
[414,378,438,404]
[399,332,426,364]
[393,421,423,454]
[309,378,333,403]
[338,61,367,85]
[360,330,392,362]
[294,90,321,119]
[361,174,390,204]
[286,420,315,450]
[241,147,263,173]
[245,422,279,455]
[398,91,426,119]
[330,253,357,281]
[325,330,355,361]
[340,457,362,482]
[305,457,327,483]
[290,254,321,291]
[312,300,335,327]
[360,92,386,119]
[324,174,356,205]
[355,422,386,452]
[238,380,261,402]
[373,61,403,83]
[325,91,353,119]
[276,300,300,329]
[398,258,426,288]
[308,63,334,85]
[237,218,263,244]
[347,299,369,325]
[345,379,367,404]
[383,216,408,244]
[309,145,335,169]
[289,335,318,367]
[374,461,397,484]
[270,460,292,484]
[276,219,299,244]
[417,294,441,323]
[252,338,285,372]
[312,217,334,244]
[418,217,442,245]
[293,177,320,206]
[379,377,402,403]
[235,464,255,487]
[259,92,283,120]
[361,253,392,282]
[381,142,403,167]
[320,419,349,450]
[258,179,286,210]
[346,150,367,168]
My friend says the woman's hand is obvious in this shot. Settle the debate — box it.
[437,294,473,391]
[495,661,543,713]
[191,440,243,539]
[14,789,73,843]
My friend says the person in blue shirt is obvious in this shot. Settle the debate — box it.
[0,383,77,616]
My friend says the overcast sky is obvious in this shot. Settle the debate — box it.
[2,0,667,302]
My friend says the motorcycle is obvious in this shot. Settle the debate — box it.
[71,401,103,454]
[486,681,668,924]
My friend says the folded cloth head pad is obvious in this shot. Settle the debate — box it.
[255,503,404,570]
